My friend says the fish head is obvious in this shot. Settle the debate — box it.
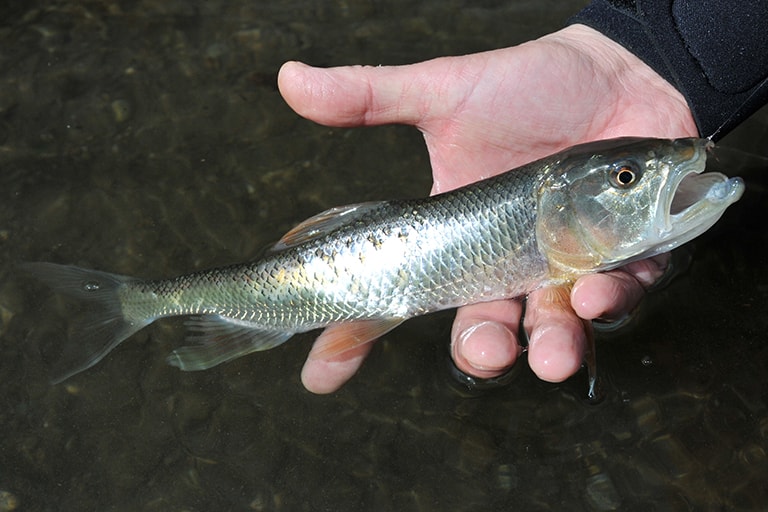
[536,137,744,276]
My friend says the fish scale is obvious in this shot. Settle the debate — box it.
[21,137,743,383]
[109,167,547,349]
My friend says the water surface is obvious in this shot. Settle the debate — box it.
[1,1,767,510]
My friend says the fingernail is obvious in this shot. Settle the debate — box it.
[457,321,517,372]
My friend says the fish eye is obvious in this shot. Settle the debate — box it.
[610,164,639,188]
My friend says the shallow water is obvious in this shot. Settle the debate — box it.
[1,1,767,511]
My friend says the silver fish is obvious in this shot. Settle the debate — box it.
[23,137,744,383]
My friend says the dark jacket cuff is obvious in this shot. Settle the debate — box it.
[568,0,768,140]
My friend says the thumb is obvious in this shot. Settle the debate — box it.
[277,60,447,128]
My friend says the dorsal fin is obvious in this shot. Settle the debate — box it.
[271,202,385,251]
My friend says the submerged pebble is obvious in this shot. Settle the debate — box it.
[584,473,621,511]
[110,99,131,123]
[0,491,18,512]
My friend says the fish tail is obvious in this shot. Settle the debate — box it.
[20,262,151,384]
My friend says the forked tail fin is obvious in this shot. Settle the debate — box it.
[20,262,151,384]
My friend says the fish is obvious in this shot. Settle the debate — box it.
[22,137,744,384]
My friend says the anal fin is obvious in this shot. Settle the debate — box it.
[166,315,293,371]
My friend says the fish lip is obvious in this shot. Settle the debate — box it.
[657,139,745,249]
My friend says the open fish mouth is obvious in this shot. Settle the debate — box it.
[670,171,744,215]
[658,140,745,252]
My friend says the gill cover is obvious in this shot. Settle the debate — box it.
[535,137,711,276]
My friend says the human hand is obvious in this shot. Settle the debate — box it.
[277,24,697,393]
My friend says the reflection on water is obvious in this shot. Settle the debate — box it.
[1,1,767,510]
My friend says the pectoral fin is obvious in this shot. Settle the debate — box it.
[531,283,602,402]
[309,318,404,360]
[166,315,293,371]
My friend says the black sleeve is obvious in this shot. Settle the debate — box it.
[568,0,768,140]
